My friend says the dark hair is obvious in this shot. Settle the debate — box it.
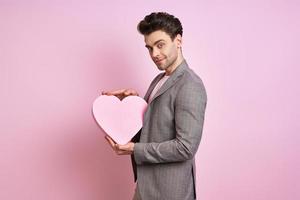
[137,12,183,40]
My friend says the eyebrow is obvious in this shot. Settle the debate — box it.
[145,39,165,49]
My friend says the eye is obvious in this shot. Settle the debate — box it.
[157,43,165,49]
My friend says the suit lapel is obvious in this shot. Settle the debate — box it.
[144,73,165,102]
[150,60,188,103]
[142,60,188,125]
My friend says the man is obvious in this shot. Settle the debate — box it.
[103,12,207,200]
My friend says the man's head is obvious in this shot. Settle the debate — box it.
[137,12,184,75]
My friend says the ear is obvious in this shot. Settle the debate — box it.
[175,34,182,48]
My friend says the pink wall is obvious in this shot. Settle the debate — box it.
[1,1,299,199]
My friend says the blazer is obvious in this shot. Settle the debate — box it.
[131,59,207,200]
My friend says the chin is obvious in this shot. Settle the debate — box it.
[157,65,166,71]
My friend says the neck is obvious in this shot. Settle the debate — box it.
[165,53,184,76]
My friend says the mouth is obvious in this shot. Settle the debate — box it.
[154,58,165,64]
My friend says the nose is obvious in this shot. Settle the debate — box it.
[151,48,160,58]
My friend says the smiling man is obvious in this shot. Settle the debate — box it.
[103,12,207,200]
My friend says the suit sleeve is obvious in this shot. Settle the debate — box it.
[133,82,207,164]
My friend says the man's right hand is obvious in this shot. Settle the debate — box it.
[101,88,139,100]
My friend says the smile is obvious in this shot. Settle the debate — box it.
[155,58,165,63]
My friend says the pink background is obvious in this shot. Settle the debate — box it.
[1,1,299,199]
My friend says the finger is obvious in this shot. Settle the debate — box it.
[106,89,126,96]
[105,135,116,143]
[102,91,119,95]
[117,143,134,152]
[124,91,130,96]
[116,150,132,155]
[116,144,128,151]
[105,135,116,145]
[124,89,137,96]
[105,136,116,150]
[126,89,139,96]
[102,92,114,96]
[102,90,126,100]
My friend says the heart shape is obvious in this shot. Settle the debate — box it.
[92,95,148,144]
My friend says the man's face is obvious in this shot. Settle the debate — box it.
[144,30,182,72]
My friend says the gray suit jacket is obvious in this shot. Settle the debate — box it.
[131,60,207,200]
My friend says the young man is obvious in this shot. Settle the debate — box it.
[103,12,207,200]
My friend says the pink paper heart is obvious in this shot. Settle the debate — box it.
[92,95,147,145]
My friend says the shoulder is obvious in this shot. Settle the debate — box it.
[177,67,207,99]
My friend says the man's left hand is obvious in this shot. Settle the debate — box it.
[105,135,134,155]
